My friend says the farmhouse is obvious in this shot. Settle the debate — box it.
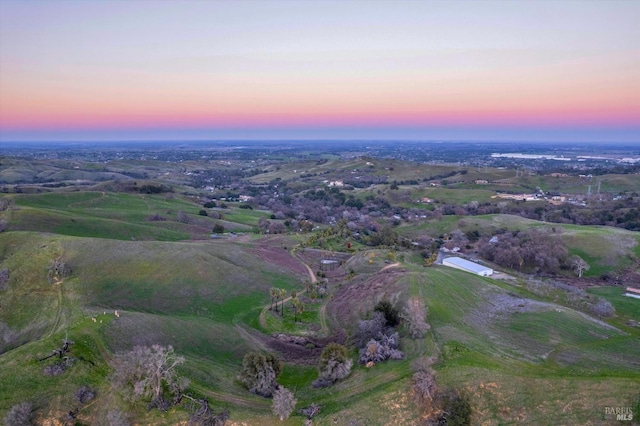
[443,257,493,276]
[624,287,640,299]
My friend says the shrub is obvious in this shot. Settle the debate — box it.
[43,359,74,376]
[198,209,208,216]
[316,343,352,385]
[73,385,96,405]
[212,224,225,234]
[4,402,34,426]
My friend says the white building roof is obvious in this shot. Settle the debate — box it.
[443,257,492,274]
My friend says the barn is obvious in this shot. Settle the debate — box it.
[443,257,493,276]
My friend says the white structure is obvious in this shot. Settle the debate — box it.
[443,257,493,277]
[625,287,640,300]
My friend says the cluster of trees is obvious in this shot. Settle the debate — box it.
[478,228,568,274]
[356,302,404,365]
[238,351,297,421]
[502,198,640,232]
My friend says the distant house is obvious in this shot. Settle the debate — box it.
[328,180,344,187]
[625,287,640,299]
[474,179,489,185]
[443,257,493,277]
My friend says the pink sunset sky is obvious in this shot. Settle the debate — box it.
[0,0,638,142]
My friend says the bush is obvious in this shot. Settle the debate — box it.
[212,224,225,234]
[198,209,208,216]
[317,343,352,384]
[4,402,34,426]
[73,386,96,405]
[43,359,74,376]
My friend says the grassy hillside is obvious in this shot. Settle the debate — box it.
[1,208,639,424]
[398,214,640,277]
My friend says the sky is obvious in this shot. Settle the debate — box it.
[0,0,639,143]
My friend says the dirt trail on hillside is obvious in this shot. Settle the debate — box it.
[293,250,317,284]
[381,262,400,271]
[48,279,64,338]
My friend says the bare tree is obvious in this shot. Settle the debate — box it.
[356,311,386,347]
[272,386,297,421]
[411,356,437,407]
[110,345,187,405]
[401,297,431,339]
[177,210,190,224]
[570,255,590,278]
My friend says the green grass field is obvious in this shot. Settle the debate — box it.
[1,197,639,424]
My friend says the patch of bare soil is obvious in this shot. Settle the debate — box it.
[241,325,346,365]
[248,245,309,277]
[327,269,407,334]
[464,292,556,337]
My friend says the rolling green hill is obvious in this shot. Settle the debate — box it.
[0,191,639,424]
